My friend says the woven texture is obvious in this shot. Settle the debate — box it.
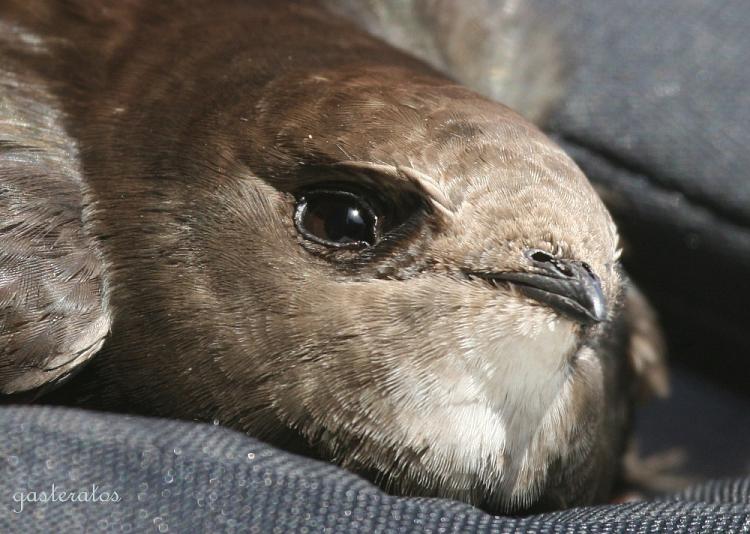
[0,406,748,533]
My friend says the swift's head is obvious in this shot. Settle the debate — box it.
[153,67,624,511]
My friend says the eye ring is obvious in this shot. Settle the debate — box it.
[294,190,380,249]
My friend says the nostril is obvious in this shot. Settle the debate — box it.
[529,250,554,263]
[581,262,595,277]
[526,249,577,277]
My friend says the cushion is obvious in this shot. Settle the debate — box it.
[1,406,748,532]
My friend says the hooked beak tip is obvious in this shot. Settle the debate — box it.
[476,253,608,325]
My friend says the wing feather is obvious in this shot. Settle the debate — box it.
[0,48,110,395]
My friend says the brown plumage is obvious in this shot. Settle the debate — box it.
[0,0,666,514]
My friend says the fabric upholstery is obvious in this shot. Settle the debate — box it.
[1,406,748,533]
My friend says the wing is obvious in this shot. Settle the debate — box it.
[0,45,110,396]
[323,0,565,125]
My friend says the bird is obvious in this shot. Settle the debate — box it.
[0,0,667,514]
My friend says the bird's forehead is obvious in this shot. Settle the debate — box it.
[250,67,618,266]
[446,141,614,239]
[388,116,619,270]
[402,128,620,280]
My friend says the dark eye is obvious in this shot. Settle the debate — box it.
[295,191,379,248]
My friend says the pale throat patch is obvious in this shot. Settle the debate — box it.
[385,301,581,494]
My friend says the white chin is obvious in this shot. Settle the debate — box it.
[384,308,594,503]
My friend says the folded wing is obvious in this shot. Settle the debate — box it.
[0,48,110,396]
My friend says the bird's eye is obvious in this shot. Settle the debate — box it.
[294,191,379,248]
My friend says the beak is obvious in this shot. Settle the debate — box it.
[484,254,608,324]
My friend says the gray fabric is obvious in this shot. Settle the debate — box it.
[0,406,748,533]
[536,0,750,217]
[635,366,750,480]
[531,0,750,393]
